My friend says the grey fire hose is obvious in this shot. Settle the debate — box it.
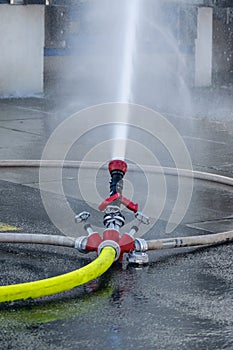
[0,159,233,186]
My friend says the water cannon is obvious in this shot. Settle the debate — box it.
[98,160,138,213]
[75,159,150,265]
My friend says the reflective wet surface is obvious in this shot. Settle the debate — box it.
[1,88,233,349]
[1,241,233,350]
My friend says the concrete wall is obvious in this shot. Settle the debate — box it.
[0,5,44,97]
[212,8,233,84]
[195,7,213,87]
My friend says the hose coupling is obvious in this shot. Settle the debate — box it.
[134,238,148,252]
[127,238,149,265]
[75,236,88,253]
[97,240,121,261]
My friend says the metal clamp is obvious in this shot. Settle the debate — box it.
[103,206,125,228]
[104,205,121,215]
[127,251,149,265]
[75,211,90,223]
[135,212,150,225]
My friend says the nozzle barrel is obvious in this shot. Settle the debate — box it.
[108,160,127,196]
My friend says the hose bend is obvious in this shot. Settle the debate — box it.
[0,246,115,303]
[1,160,233,188]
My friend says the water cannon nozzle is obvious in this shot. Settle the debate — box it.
[108,159,127,197]
[108,159,127,175]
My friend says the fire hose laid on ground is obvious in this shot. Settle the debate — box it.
[1,159,233,303]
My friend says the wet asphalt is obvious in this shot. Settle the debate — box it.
[0,83,233,349]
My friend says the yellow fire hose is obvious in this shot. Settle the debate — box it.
[0,246,115,303]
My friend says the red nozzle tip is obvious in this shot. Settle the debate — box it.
[108,159,127,174]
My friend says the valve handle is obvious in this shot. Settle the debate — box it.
[120,196,138,213]
[98,193,121,211]
[98,193,138,213]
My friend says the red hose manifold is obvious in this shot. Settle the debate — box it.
[85,229,135,261]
